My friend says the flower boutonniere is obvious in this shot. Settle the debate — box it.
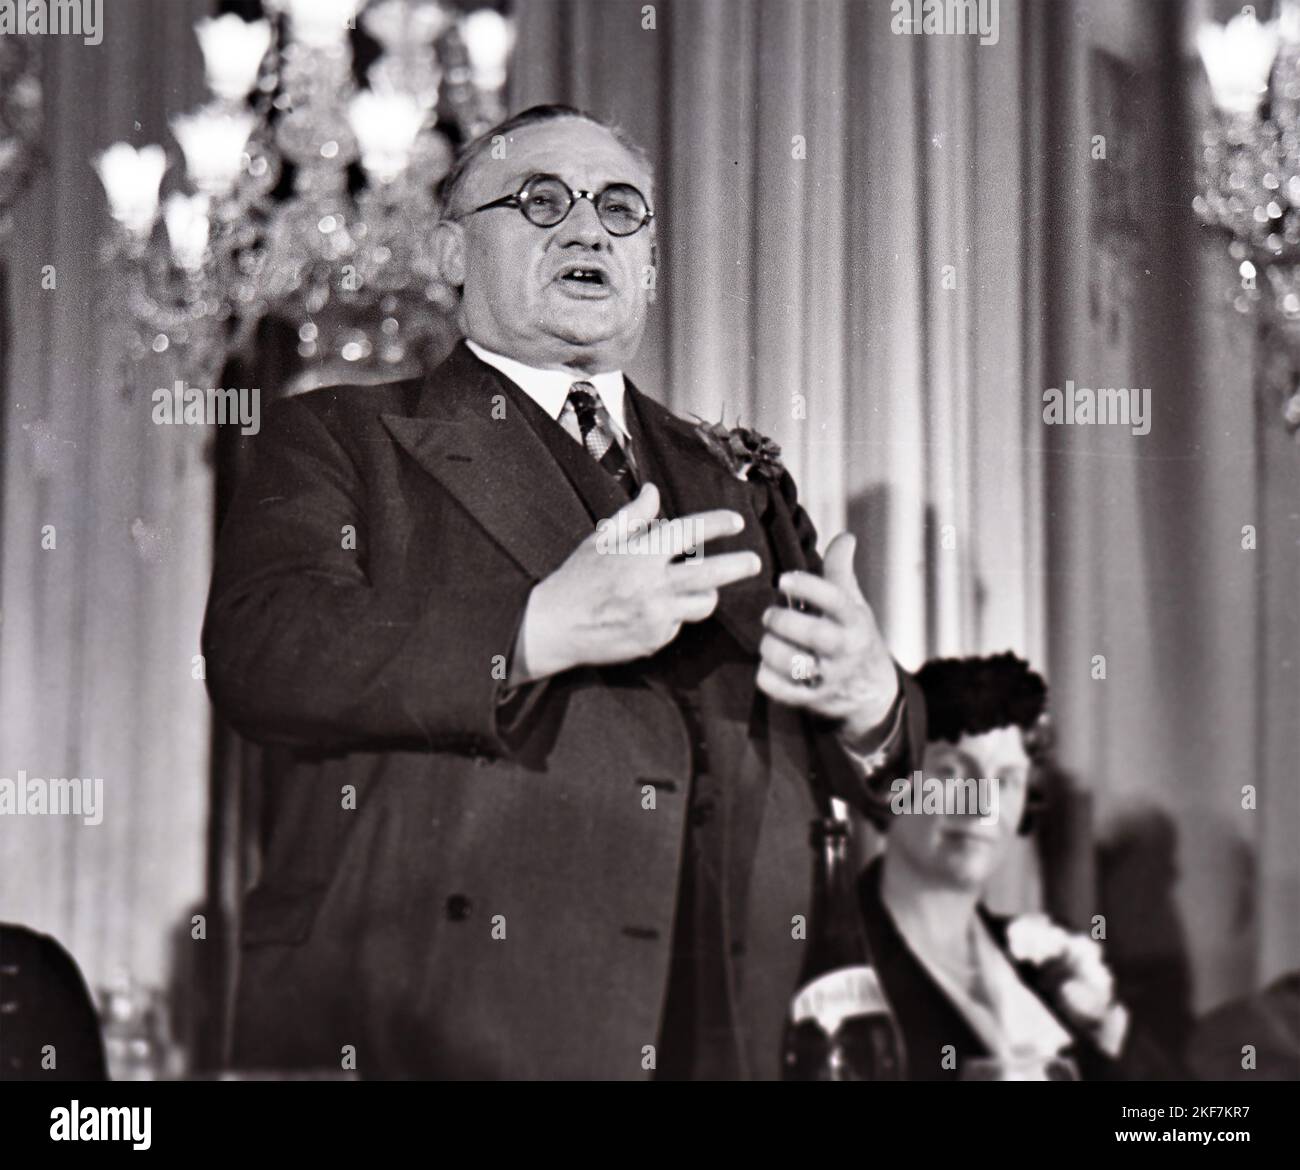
[1006,912,1129,1056]
[692,417,785,484]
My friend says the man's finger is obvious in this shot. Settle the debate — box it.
[610,482,661,538]
[668,550,761,592]
[659,508,746,557]
[626,509,743,559]
[756,662,817,709]
[759,630,824,684]
[778,570,860,625]
[761,604,842,656]
[822,532,866,603]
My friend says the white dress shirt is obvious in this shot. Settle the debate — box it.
[465,338,631,445]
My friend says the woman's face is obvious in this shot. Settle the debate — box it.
[887,726,1031,891]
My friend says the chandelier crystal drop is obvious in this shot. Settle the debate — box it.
[96,1,512,389]
[1195,2,1300,435]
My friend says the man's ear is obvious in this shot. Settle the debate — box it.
[432,219,467,289]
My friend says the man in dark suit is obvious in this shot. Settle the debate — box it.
[204,104,923,1080]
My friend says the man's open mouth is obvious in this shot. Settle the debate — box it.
[556,264,610,287]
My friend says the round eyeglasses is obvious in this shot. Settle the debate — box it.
[464,173,654,237]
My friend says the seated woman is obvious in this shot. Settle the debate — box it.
[859,653,1133,1081]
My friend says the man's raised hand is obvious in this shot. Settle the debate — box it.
[756,531,900,744]
[511,483,762,684]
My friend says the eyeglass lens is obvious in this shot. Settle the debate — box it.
[521,177,648,235]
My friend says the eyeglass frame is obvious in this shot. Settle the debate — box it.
[459,172,655,237]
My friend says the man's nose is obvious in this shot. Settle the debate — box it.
[554,196,609,248]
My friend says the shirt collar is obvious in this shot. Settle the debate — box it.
[465,339,629,440]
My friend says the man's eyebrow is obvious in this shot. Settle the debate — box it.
[492,167,649,193]
[477,167,533,196]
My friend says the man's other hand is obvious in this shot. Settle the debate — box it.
[756,532,899,743]
[511,483,762,683]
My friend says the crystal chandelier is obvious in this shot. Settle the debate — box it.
[95,0,514,390]
[0,34,42,241]
[1194,2,1300,435]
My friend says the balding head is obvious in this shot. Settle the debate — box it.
[439,104,654,218]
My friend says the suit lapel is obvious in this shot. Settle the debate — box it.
[380,348,794,655]
[859,862,990,1073]
[626,384,782,656]
[379,343,596,582]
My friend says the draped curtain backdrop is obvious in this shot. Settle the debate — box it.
[509,0,1300,1040]
[512,0,1052,912]
[0,0,1295,1073]
[0,0,213,1039]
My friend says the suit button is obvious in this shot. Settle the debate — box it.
[445,894,472,921]
[473,755,490,769]
[690,799,716,827]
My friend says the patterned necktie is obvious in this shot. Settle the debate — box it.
[564,381,638,496]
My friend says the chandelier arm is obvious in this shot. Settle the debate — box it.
[100,0,514,383]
